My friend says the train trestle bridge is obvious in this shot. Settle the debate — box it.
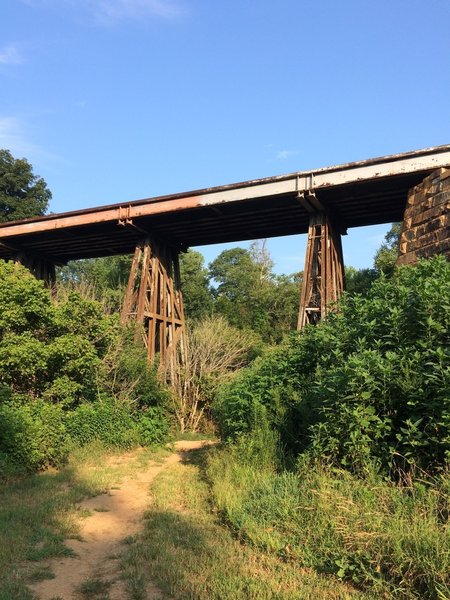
[0,144,449,376]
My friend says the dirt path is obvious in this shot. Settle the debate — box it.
[29,440,214,600]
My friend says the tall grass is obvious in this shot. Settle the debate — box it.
[207,438,450,599]
[121,446,367,599]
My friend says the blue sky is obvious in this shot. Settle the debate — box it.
[1,0,449,273]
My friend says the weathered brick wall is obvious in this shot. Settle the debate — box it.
[397,168,450,266]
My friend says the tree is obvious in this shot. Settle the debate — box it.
[57,255,133,312]
[0,149,51,222]
[209,245,299,342]
[179,249,214,320]
[345,266,378,295]
[374,222,402,276]
[209,247,266,333]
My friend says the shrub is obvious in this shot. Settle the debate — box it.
[0,400,69,472]
[171,316,258,433]
[102,331,169,410]
[65,400,140,449]
[66,400,170,448]
[0,261,52,335]
[0,259,171,472]
[135,406,170,446]
[215,257,450,474]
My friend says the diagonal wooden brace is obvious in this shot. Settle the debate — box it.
[297,212,345,329]
[121,237,186,383]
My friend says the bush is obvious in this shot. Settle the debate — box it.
[135,406,170,446]
[172,315,259,433]
[0,259,171,472]
[0,261,52,335]
[65,400,170,449]
[65,400,140,449]
[0,400,69,473]
[215,257,450,474]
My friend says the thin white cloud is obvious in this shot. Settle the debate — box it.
[0,45,24,65]
[276,149,297,160]
[0,116,61,166]
[20,0,184,24]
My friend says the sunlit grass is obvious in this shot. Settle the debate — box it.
[207,444,450,599]
[0,442,168,600]
[121,447,367,599]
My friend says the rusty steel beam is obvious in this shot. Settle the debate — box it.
[0,145,449,244]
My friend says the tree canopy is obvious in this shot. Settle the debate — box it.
[179,250,213,321]
[0,149,51,223]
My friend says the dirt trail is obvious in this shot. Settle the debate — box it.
[29,440,213,600]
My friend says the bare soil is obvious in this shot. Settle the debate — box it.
[29,440,214,600]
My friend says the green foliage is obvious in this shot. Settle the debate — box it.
[374,222,402,276]
[0,400,68,472]
[106,334,169,409]
[215,257,450,474]
[0,260,52,334]
[345,266,378,295]
[135,406,170,446]
[53,291,117,350]
[0,259,170,473]
[0,149,51,222]
[57,255,133,311]
[209,245,299,342]
[207,444,450,599]
[65,400,139,449]
[179,249,214,321]
[0,332,49,396]
[65,400,169,449]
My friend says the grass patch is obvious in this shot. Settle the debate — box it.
[121,447,367,599]
[27,567,55,583]
[0,441,168,599]
[207,444,450,599]
[78,576,111,598]
[171,430,217,442]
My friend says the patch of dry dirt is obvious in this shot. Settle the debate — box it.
[29,440,214,600]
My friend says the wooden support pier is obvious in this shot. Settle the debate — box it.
[14,252,56,288]
[297,213,345,329]
[121,238,186,382]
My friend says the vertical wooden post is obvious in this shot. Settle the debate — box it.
[121,237,186,383]
[15,253,56,289]
[297,213,345,329]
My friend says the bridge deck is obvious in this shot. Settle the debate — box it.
[0,145,449,264]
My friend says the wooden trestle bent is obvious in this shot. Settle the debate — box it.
[121,238,186,383]
[297,213,345,329]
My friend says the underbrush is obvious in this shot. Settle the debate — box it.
[207,438,450,599]
[0,260,171,478]
[214,257,450,475]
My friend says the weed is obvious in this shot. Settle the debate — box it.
[78,577,111,597]
[207,444,450,599]
[27,567,55,582]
